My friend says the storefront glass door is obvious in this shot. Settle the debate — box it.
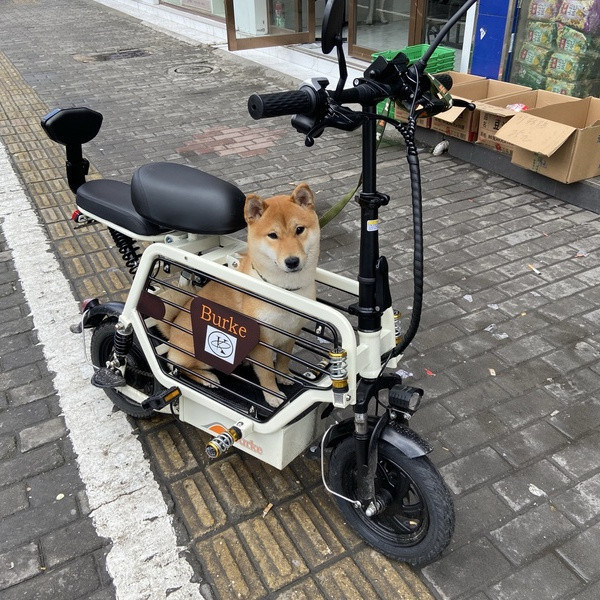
[224,0,315,50]
[348,0,470,65]
[425,1,468,47]
[349,0,414,60]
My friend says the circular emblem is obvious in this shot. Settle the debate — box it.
[207,330,234,359]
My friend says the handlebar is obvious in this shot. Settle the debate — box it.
[248,68,457,123]
[248,80,394,121]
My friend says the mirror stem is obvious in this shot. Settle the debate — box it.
[334,35,348,100]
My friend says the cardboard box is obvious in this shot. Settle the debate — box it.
[432,70,486,86]
[495,96,600,184]
[477,90,579,155]
[393,101,431,128]
[431,80,531,142]
[394,72,486,129]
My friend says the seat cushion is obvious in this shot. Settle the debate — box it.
[131,162,246,234]
[76,179,169,237]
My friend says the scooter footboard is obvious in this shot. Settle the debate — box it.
[127,246,358,423]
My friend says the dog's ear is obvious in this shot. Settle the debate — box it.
[291,183,314,210]
[245,194,265,223]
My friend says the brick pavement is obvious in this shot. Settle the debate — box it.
[0,224,115,599]
[2,0,600,598]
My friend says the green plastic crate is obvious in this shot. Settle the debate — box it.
[376,98,395,119]
[371,44,455,73]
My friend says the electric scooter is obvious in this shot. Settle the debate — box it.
[40,0,478,565]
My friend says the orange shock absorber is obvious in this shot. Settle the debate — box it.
[394,310,403,346]
[329,348,348,405]
[205,426,242,459]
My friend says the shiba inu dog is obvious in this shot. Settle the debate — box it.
[160,183,320,407]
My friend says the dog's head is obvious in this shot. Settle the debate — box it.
[244,183,320,283]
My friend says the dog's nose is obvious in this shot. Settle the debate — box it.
[285,256,300,270]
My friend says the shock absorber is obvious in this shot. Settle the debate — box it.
[205,426,242,459]
[91,320,132,389]
[329,348,349,406]
[113,321,133,365]
[109,228,142,275]
[394,310,403,346]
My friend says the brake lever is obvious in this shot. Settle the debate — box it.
[304,124,326,147]
[294,104,364,147]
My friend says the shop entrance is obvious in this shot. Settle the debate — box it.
[223,0,470,60]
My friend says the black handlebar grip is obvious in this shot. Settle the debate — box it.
[248,89,316,120]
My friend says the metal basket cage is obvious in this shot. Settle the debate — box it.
[136,257,356,422]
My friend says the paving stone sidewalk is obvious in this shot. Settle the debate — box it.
[2,0,600,598]
[0,223,115,599]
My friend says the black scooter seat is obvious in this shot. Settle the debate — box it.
[131,162,247,235]
[76,179,170,237]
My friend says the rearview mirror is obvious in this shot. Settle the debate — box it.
[321,0,345,55]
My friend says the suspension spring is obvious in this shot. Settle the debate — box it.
[205,427,242,459]
[109,228,142,275]
[113,323,133,360]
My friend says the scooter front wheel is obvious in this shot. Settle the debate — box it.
[329,436,454,566]
[90,319,157,419]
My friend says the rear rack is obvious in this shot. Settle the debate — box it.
[136,257,352,423]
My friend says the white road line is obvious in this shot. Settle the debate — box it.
[0,142,203,598]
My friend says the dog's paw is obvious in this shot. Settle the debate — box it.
[276,372,294,386]
[264,391,284,408]
[200,370,220,388]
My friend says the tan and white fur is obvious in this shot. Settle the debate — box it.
[160,183,320,407]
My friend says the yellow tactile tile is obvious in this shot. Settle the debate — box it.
[354,548,434,599]
[316,557,379,599]
[171,472,227,538]
[196,529,268,600]
[205,454,267,519]
[289,453,322,487]
[273,577,326,599]
[237,514,309,590]
[241,454,303,502]
[310,486,363,550]
[275,494,344,569]
[134,413,176,433]
[145,424,198,480]
[63,255,93,280]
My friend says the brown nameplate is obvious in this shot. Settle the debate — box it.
[190,297,260,374]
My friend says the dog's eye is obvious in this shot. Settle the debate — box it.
[268,232,278,239]
[296,226,305,235]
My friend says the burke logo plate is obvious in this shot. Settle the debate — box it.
[190,297,260,374]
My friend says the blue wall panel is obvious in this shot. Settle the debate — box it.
[471,0,511,79]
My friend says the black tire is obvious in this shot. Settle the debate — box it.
[329,436,455,566]
[90,319,157,419]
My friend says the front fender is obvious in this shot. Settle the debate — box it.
[324,417,432,458]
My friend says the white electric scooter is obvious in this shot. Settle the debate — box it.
[41,0,477,565]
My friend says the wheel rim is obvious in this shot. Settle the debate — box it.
[347,454,430,547]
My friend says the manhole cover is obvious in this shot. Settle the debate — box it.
[73,48,151,63]
[170,64,216,76]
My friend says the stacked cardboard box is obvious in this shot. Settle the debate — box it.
[430,80,532,141]
[477,89,579,155]
[495,96,600,184]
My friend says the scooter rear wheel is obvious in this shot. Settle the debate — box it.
[90,319,157,419]
[328,436,454,566]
